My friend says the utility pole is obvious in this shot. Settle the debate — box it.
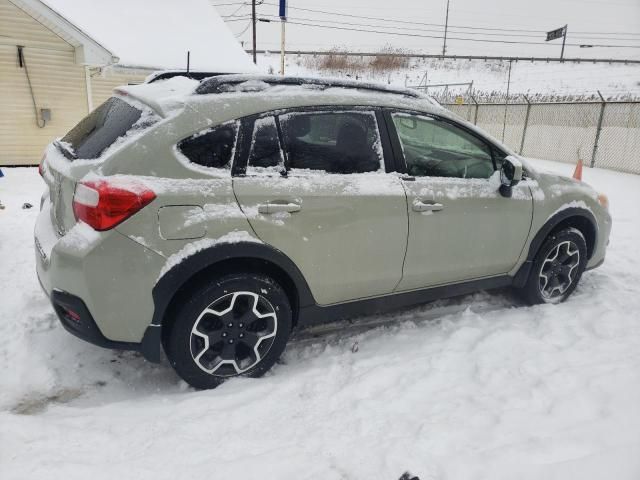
[279,0,287,75]
[280,20,286,75]
[251,0,257,64]
[442,0,450,56]
[561,24,567,61]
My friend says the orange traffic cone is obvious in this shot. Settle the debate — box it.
[573,159,583,181]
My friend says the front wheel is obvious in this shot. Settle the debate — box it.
[166,273,292,389]
[518,227,588,305]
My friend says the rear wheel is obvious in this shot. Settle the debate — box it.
[166,273,292,389]
[519,227,587,305]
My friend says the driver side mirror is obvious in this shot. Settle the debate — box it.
[499,156,523,198]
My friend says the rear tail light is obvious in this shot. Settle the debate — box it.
[73,179,156,231]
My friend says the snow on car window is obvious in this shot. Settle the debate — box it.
[176,121,239,172]
[246,116,285,175]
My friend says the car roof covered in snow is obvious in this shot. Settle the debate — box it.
[115,74,440,116]
[186,75,451,123]
[40,0,257,73]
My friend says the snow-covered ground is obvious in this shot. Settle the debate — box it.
[258,53,640,99]
[1,160,640,479]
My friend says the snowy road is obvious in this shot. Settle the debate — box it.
[1,160,640,479]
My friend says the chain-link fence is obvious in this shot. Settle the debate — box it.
[443,98,640,175]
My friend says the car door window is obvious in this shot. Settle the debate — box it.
[391,113,495,179]
[177,121,238,169]
[279,111,383,174]
[246,116,285,174]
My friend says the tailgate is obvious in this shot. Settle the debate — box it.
[42,145,87,236]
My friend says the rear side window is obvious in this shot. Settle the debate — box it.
[279,111,383,174]
[60,97,143,160]
[178,122,238,169]
[247,116,285,173]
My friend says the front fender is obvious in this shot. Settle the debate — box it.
[512,206,598,288]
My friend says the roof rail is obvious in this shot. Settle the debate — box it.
[194,74,425,98]
[146,71,231,84]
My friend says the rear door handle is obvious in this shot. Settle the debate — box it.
[412,201,444,212]
[258,202,301,214]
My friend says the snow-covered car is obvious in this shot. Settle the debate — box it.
[35,74,612,389]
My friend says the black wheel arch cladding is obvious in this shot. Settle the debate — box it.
[512,207,597,288]
[526,207,597,262]
[152,241,315,331]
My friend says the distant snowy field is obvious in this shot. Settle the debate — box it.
[258,53,640,99]
[1,160,640,479]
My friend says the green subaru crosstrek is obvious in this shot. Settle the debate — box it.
[35,75,611,389]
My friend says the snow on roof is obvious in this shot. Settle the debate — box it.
[40,0,257,72]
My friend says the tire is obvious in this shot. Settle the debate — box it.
[166,272,292,389]
[518,227,588,305]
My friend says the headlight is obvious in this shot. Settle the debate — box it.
[597,193,609,210]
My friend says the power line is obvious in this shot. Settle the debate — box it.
[212,1,250,6]
[225,16,253,22]
[280,21,640,48]
[259,1,640,38]
[255,14,640,43]
[235,20,252,37]
[225,1,249,17]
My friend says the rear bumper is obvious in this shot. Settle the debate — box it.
[52,289,138,350]
[35,199,165,362]
[50,289,162,362]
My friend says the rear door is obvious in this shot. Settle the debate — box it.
[232,109,408,305]
[386,111,533,291]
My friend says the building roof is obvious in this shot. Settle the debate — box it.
[11,0,257,72]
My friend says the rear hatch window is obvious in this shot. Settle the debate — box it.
[58,97,146,160]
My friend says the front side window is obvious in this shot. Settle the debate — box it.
[392,113,495,179]
[247,116,285,173]
[279,111,383,174]
[177,122,238,169]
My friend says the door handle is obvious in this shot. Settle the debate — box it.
[258,202,301,214]
[412,200,444,212]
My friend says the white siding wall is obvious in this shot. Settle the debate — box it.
[0,0,88,165]
[0,1,151,166]
[90,67,151,108]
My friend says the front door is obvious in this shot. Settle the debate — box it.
[387,112,533,291]
[233,110,408,305]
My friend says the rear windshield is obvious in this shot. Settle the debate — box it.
[59,97,143,160]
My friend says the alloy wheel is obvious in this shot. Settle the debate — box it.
[539,240,581,300]
[190,291,278,376]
